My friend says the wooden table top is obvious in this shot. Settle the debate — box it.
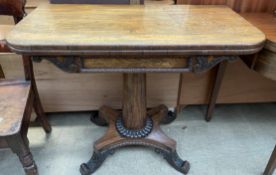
[240,13,276,52]
[6,4,265,56]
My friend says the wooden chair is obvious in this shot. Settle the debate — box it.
[0,0,52,174]
[239,11,276,175]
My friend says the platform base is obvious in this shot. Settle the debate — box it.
[81,105,190,175]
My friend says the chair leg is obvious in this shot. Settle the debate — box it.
[264,145,276,175]
[6,134,38,175]
[0,64,5,79]
[22,56,52,133]
[206,61,227,122]
[33,92,52,133]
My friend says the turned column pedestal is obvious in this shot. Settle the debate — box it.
[80,73,190,175]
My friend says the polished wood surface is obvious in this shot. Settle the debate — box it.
[123,74,147,129]
[241,13,276,51]
[240,13,276,81]
[0,81,30,136]
[177,0,276,13]
[7,4,265,56]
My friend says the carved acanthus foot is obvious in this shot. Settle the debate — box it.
[80,150,114,175]
[155,149,190,174]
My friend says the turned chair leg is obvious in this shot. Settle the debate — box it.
[264,145,276,175]
[206,61,227,122]
[6,134,38,175]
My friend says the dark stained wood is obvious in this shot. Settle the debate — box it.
[22,56,52,133]
[0,0,26,23]
[123,74,147,129]
[6,5,265,56]
[5,134,38,175]
[81,104,190,175]
[95,105,176,151]
[264,145,276,175]
[0,64,4,78]
[206,61,227,121]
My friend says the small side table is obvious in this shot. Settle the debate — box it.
[6,4,265,175]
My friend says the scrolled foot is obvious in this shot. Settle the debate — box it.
[161,111,177,125]
[24,164,38,175]
[90,111,108,126]
[80,150,113,175]
[19,152,38,175]
[155,149,190,174]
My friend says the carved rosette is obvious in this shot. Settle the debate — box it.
[116,117,153,138]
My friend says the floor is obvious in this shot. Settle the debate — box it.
[0,103,276,175]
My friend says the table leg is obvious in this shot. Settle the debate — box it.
[80,73,190,175]
[206,61,227,121]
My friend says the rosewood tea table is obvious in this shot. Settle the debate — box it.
[6,4,265,174]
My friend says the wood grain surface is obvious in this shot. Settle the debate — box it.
[240,13,276,51]
[1,0,276,113]
[123,73,147,129]
[83,57,187,68]
[240,13,276,82]
[177,0,276,13]
[0,81,30,136]
[6,4,265,56]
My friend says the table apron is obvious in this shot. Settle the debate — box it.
[32,56,238,73]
